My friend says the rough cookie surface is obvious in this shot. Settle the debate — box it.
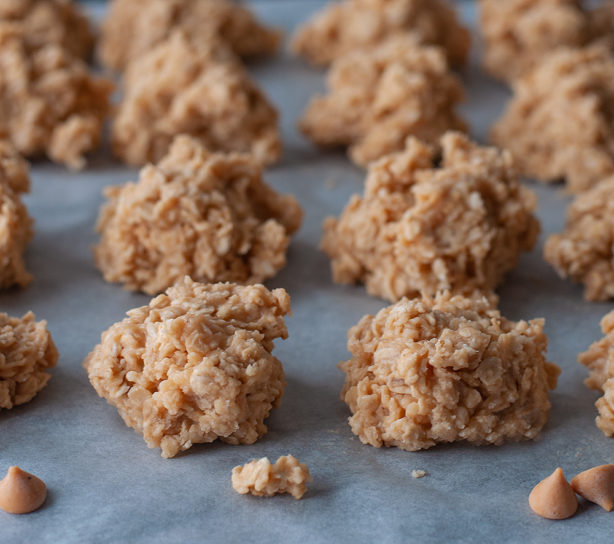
[0,0,94,60]
[299,36,467,167]
[491,45,614,193]
[578,311,614,437]
[112,33,281,168]
[291,0,470,67]
[322,133,539,302]
[0,312,58,410]
[84,277,290,458]
[95,136,301,295]
[232,456,312,499]
[339,292,560,451]
[0,23,113,170]
[544,176,614,301]
[99,0,281,72]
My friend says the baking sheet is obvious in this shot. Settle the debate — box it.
[1,1,613,542]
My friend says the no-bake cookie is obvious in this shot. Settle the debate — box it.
[0,312,58,410]
[99,0,281,72]
[322,132,539,302]
[232,456,311,499]
[299,35,467,167]
[95,136,301,295]
[491,45,614,193]
[84,277,290,458]
[339,292,560,451]
[291,0,470,67]
[112,32,281,167]
[544,176,614,301]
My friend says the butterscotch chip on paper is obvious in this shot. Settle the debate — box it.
[339,292,560,451]
[578,311,614,437]
[111,32,281,168]
[544,176,614,301]
[84,277,290,459]
[232,456,312,500]
[299,35,467,167]
[95,136,301,295]
[0,312,58,411]
[322,132,539,302]
[0,0,94,60]
[99,0,281,72]
[491,45,614,193]
[291,0,470,67]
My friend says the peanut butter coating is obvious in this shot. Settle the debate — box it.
[0,466,46,514]
[571,464,614,512]
[529,467,578,520]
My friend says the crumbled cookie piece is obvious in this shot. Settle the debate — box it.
[232,456,312,499]
[291,0,470,67]
[578,311,614,437]
[99,0,281,72]
[112,32,281,168]
[544,176,614,301]
[491,45,614,193]
[95,136,301,295]
[84,277,290,458]
[322,132,539,302]
[339,292,560,451]
[0,23,113,170]
[299,36,467,167]
[479,0,588,82]
[411,470,427,479]
[0,0,94,60]
[529,467,578,520]
[0,312,58,410]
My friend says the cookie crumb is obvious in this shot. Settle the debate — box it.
[412,470,427,479]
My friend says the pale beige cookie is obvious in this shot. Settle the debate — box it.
[322,132,539,302]
[491,45,614,193]
[299,35,467,167]
[112,32,281,168]
[84,277,290,459]
[232,456,311,499]
[0,0,94,60]
[578,311,614,437]
[0,312,58,410]
[291,0,470,67]
[99,0,281,72]
[95,136,301,295]
[339,292,560,451]
[544,176,614,301]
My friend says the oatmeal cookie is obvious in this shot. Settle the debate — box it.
[232,456,312,499]
[491,45,614,193]
[0,312,58,410]
[339,292,560,451]
[112,32,281,167]
[299,35,467,167]
[578,310,614,437]
[0,0,94,60]
[99,0,281,72]
[291,0,470,67]
[95,136,301,295]
[84,277,290,458]
[321,132,539,302]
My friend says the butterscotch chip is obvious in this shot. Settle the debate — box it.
[95,136,301,295]
[571,464,614,512]
[339,292,560,451]
[578,311,614,437]
[322,132,539,302]
[0,0,94,60]
[84,277,290,459]
[0,466,47,515]
[99,0,281,72]
[291,0,470,67]
[299,35,467,167]
[491,45,614,193]
[232,456,312,499]
[0,312,58,410]
[544,177,614,301]
[111,32,281,168]
[529,468,578,520]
